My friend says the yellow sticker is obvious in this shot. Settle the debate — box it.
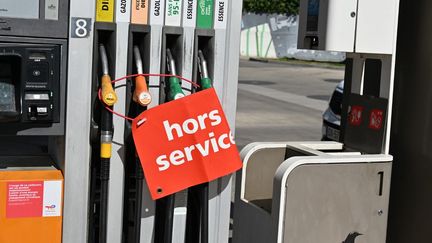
[96,0,114,22]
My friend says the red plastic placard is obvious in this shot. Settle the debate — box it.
[7,181,43,218]
[132,88,242,200]
[349,105,364,126]
[369,109,384,130]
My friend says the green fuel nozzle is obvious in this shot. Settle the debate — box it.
[166,49,185,101]
[198,50,212,90]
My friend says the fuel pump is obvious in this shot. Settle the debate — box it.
[197,50,213,90]
[154,48,185,243]
[185,50,213,243]
[166,49,186,101]
[133,46,152,107]
[125,45,152,243]
[98,44,117,243]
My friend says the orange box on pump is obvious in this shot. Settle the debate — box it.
[0,168,63,243]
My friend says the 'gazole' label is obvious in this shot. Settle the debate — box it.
[197,0,214,29]
[116,0,131,22]
[150,0,165,25]
[96,0,114,22]
[165,0,182,26]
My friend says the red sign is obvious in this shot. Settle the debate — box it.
[369,109,384,130]
[349,106,364,126]
[132,88,242,200]
[7,181,44,218]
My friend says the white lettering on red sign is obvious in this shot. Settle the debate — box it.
[157,109,235,171]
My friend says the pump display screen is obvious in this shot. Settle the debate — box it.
[307,0,320,32]
[0,62,16,112]
[0,0,40,19]
[0,83,16,112]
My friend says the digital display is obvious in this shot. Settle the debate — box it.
[0,0,40,19]
[308,0,320,17]
[307,0,320,32]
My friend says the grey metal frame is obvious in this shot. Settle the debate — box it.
[62,0,95,242]
[106,20,128,243]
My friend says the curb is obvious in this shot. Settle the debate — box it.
[248,57,345,70]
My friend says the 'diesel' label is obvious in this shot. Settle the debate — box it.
[165,0,182,26]
[131,0,149,24]
[96,0,114,22]
[197,0,214,29]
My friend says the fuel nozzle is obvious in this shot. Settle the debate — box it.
[133,46,152,106]
[99,44,118,106]
[197,50,212,90]
[166,49,185,101]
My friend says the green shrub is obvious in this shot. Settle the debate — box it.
[243,0,300,15]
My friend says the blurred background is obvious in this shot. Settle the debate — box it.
[236,0,345,148]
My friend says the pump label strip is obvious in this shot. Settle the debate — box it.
[183,0,197,27]
[197,0,214,29]
[6,181,63,218]
[96,0,115,23]
[45,0,59,20]
[131,0,149,24]
[165,0,182,26]
[213,0,227,29]
[150,0,166,25]
[116,0,131,23]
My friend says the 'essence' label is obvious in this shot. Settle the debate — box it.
[213,0,227,29]
[183,0,197,27]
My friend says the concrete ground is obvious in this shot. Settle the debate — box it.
[235,59,345,149]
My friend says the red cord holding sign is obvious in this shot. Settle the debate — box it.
[97,73,199,121]
[98,74,242,200]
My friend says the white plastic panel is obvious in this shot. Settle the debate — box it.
[323,0,357,52]
[298,0,357,52]
[355,0,399,54]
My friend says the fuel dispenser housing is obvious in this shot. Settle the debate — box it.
[0,1,69,242]
[2,0,244,242]
[234,0,401,242]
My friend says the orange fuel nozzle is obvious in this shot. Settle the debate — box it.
[133,46,152,106]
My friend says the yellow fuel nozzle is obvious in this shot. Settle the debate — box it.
[99,45,118,106]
